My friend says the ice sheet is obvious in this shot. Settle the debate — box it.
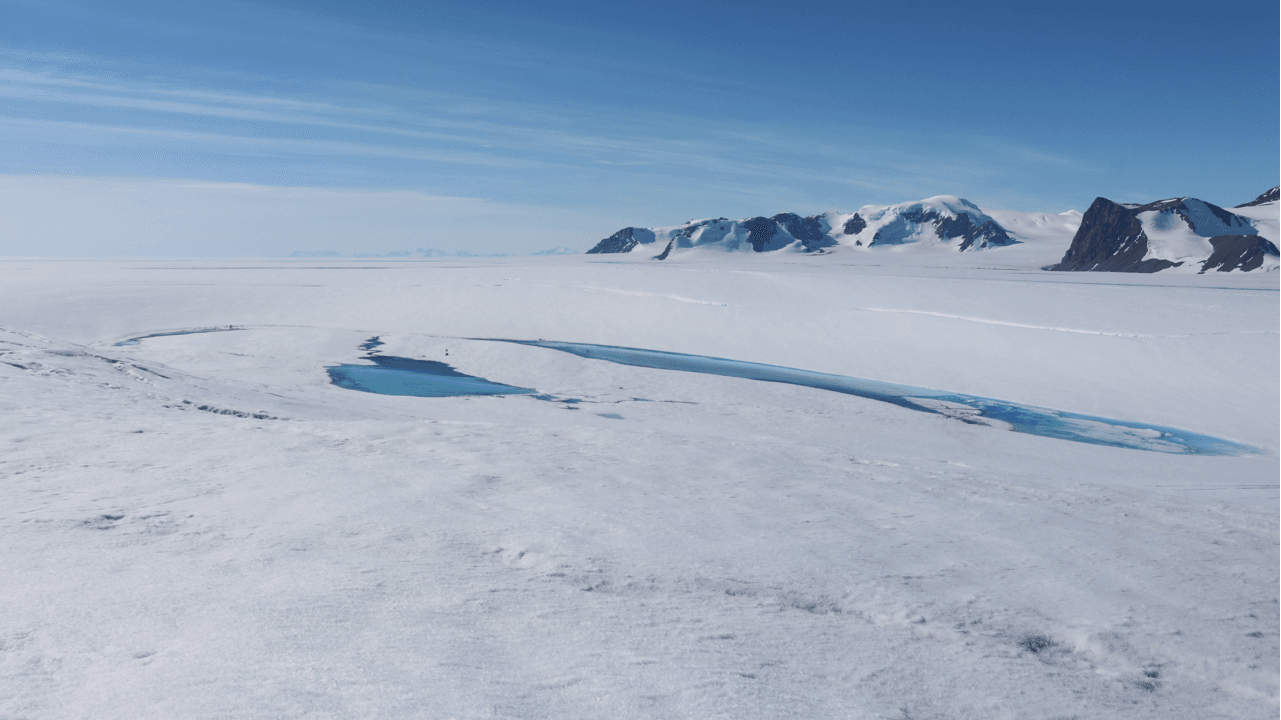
[0,256,1276,719]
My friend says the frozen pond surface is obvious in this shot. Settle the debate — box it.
[485,339,1256,456]
[327,354,536,398]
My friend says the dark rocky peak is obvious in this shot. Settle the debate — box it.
[1047,197,1170,272]
[771,213,837,251]
[1048,195,1269,273]
[842,214,867,235]
[740,217,786,253]
[586,226,656,254]
[1236,186,1280,208]
[734,213,838,253]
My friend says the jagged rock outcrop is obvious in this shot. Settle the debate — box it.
[841,215,867,235]
[1201,235,1280,272]
[1048,196,1273,273]
[769,213,835,251]
[1236,186,1280,208]
[1047,198,1174,273]
[587,227,656,254]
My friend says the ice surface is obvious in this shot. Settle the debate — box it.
[0,255,1276,719]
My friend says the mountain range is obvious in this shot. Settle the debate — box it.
[588,196,1019,258]
[586,187,1279,273]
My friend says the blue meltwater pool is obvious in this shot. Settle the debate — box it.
[474,339,1257,456]
[327,352,535,398]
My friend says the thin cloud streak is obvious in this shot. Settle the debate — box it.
[0,117,555,170]
[0,48,1113,231]
[0,56,1094,187]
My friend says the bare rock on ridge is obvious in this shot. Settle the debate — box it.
[1235,186,1280,208]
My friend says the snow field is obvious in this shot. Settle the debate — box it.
[0,256,1276,718]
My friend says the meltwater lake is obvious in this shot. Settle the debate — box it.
[327,355,536,398]
[479,339,1257,456]
[115,328,1255,456]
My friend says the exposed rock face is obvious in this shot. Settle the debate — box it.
[1235,186,1280,208]
[1201,235,1280,272]
[842,215,867,235]
[586,227,656,254]
[736,213,836,253]
[771,213,835,251]
[1048,196,1271,273]
[742,216,784,253]
[1047,198,1176,273]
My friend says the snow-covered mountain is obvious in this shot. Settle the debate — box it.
[1048,193,1279,273]
[586,213,837,257]
[838,196,1018,251]
[587,196,1019,258]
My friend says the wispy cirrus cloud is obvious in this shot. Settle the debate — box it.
[0,46,1107,240]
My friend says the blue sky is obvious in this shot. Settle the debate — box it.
[1,0,1276,256]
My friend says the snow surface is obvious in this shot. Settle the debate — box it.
[983,208,1081,245]
[1,254,1276,719]
[1230,200,1280,243]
